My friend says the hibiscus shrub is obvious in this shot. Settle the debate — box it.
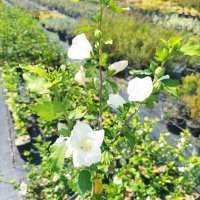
[15,0,200,199]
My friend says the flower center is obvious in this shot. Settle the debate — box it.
[80,139,92,151]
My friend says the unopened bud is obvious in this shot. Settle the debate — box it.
[153,81,163,93]
[155,67,165,78]
[94,29,103,41]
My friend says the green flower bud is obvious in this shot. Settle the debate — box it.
[94,29,103,41]
[153,81,163,93]
[155,67,165,78]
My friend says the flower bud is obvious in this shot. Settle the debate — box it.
[94,29,103,41]
[155,67,165,78]
[153,81,163,93]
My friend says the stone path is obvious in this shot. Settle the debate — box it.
[0,85,26,200]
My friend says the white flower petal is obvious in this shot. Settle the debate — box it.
[71,121,93,139]
[74,66,88,85]
[157,74,170,82]
[178,167,185,172]
[67,121,104,167]
[108,60,128,74]
[72,146,101,167]
[55,137,68,144]
[89,130,104,147]
[68,33,92,60]
[107,94,126,109]
[127,76,153,102]
[113,176,122,184]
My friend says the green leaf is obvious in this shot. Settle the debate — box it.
[72,0,79,2]
[78,170,92,195]
[100,53,108,67]
[168,37,182,49]
[124,130,135,148]
[23,73,50,94]
[145,95,158,109]
[49,141,66,172]
[58,123,70,136]
[75,26,96,34]
[180,44,200,56]
[69,106,86,120]
[129,69,152,76]
[22,65,48,78]
[161,79,180,98]
[90,14,101,23]
[29,99,64,122]
[107,80,118,94]
[108,0,124,12]
[84,62,98,78]
[149,61,158,73]
[101,0,109,5]
[155,48,169,62]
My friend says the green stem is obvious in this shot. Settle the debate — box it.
[111,103,142,143]
[98,2,104,130]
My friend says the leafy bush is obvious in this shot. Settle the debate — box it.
[30,0,99,18]
[0,4,66,66]
[90,14,182,68]
[40,17,78,38]
[122,0,200,17]
[179,73,200,126]
[153,14,200,36]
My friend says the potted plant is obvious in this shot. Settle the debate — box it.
[179,74,200,138]
[15,134,31,160]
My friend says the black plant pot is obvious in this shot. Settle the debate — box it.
[15,135,31,161]
[166,117,186,135]
[27,125,41,142]
[186,121,200,138]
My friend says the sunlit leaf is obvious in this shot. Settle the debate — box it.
[49,141,66,172]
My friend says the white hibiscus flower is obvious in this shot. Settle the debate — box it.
[74,66,88,85]
[127,76,153,102]
[107,94,126,109]
[67,121,104,167]
[108,60,128,74]
[68,33,92,60]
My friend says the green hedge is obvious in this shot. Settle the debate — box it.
[0,4,66,66]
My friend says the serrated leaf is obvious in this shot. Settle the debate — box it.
[161,79,180,98]
[75,26,96,34]
[29,99,64,122]
[23,73,50,94]
[180,44,200,56]
[100,53,108,67]
[108,0,123,12]
[49,141,66,172]
[168,37,182,49]
[155,48,169,62]
[78,170,92,195]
